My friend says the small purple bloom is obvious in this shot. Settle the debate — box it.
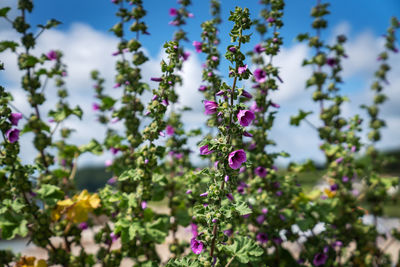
[46,50,58,60]
[342,176,349,183]
[6,128,20,143]
[267,17,275,23]
[212,218,218,223]
[256,232,268,244]
[107,176,117,185]
[200,145,213,155]
[226,193,234,201]
[241,90,253,99]
[351,146,356,153]
[79,222,88,230]
[144,158,149,164]
[254,68,267,83]
[9,113,22,126]
[211,55,218,61]
[243,131,253,137]
[228,46,237,53]
[193,41,203,53]
[223,229,233,237]
[254,43,265,54]
[255,166,267,178]
[216,90,224,96]
[276,191,283,196]
[110,232,119,242]
[166,125,175,136]
[169,8,178,16]
[198,85,207,91]
[110,147,119,155]
[141,201,147,210]
[159,131,165,137]
[191,223,198,237]
[279,214,286,221]
[239,166,246,173]
[113,83,121,88]
[237,110,255,127]
[182,51,190,61]
[248,143,257,150]
[150,77,162,82]
[326,57,336,67]
[162,98,169,106]
[313,253,328,266]
[238,64,248,74]
[228,149,247,169]
[330,184,338,191]
[335,157,344,164]
[262,208,268,214]
[105,159,113,167]
[204,100,218,115]
[256,215,265,224]
[200,192,208,197]
[224,175,229,182]
[271,102,280,108]
[92,103,100,111]
[190,238,204,254]
[332,240,343,247]
[186,189,192,194]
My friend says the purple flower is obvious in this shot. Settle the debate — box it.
[228,149,247,169]
[256,215,265,224]
[150,77,162,82]
[255,166,267,178]
[342,176,349,183]
[330,184,338,191]
[313,253,328,266]
[239,166,246,173]
[212,218,218,223]
[254,44,265,54]
[159,131,165,137]
[332,240,343,247]
[190,238,204,254]
[248,143,257,150]
[112,51,120,56]
[46,50,58,60]
[200,192,208,197]
[237,110,255,127]
[262,208,268,214]
[351,145,356,153]
[279,214,286,221]
[141,201,147,210]
[241,90,253,99]
[335,157,344,164]
[254,68,267,83]
[267,17,275,23]
[169,8,178,16]
[162,98,169,106]
[276,191,283,196]
[182,51,190,61]
[243,131,253,137]
[198,85,207,91]
[211,55,219,61]
[144,159,149,164]
[224,175,229,182]
[226,193,234,201]
[110,232,119,242]
[6,128,20,143]
[92,103,100,111]
[107,176,117,185]
[216,90,224,96]
[200,145,213,155]
[228,46,237,53]
[105,159,113,167]
[326,57,336,67]
[191,223,198,237]
[204,100,218,115]
[166,125,175,136]
[186,189,192,194]
[238,64,248,74]
[79,222,88,230]
[256,232,268,244]
[223,229,233,237]
[193,41,203,53]
[9,113,22,126]
[110,147,119,155]
[270,102,280,108]
[113,83,121,88]
[273,237,283,245]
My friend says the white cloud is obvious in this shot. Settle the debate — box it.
[1,21,399,168]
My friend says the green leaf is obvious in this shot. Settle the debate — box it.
[290,109,313,126]
[145,217,169,243]
[223,236,264,264]
[234,201,252,216]
[101,96,116,110]
[0,7,11,17]
[0,41,19,52]
[79,139,103,155]
[36,184,64,206]
[166,257,201,267]
[118,168,142,182]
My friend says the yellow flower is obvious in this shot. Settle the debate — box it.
[52,190,101,223]
[16,257,47,267]
[324,188,336,198]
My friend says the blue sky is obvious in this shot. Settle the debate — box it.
[27,0,399,57]
[1,0,399,165]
